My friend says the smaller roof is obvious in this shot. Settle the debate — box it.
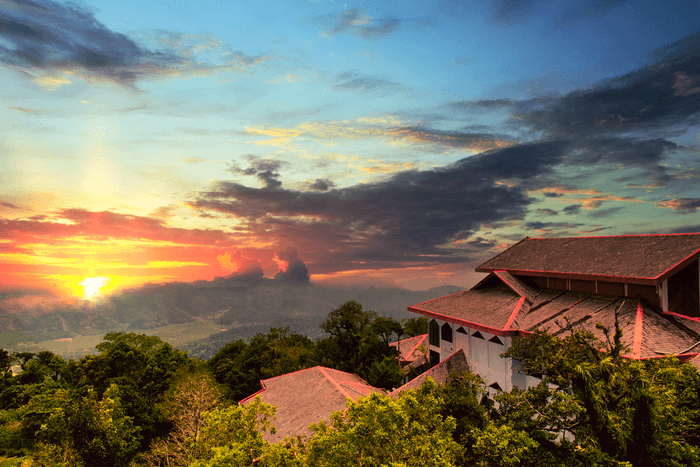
[390,334,427,364]
[390,350,469,396]
[476,233,700,285]
[239,366,385,443]
[409,288,526,335]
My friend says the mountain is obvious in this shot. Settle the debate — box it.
[0,272,463,358]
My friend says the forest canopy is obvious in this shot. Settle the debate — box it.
[0,301,698,466]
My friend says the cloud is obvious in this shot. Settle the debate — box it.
[273,247,310,283]
[216,249,261,274]
[656,198,700,213]
[191,140,569,269]
[0,0,276,88]
[490,0,628,26]
[563,204,581,215]
[669,224,700,234]
[331,70,407,95]
[393,126,514,153]
[322,9,400,41]
[1,201,21,210]
[0,209,232,246]
[448,99,516,111]
[536,208,558,216]
[514,33,700,143]
[9,106,39,113]
[229,156,290,189]
[307,179,335,191]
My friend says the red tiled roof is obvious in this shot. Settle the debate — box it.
[390,350,470,396]
[409,289,524,335]
[239,366,385,443]
[408,271,700,361]
[390,334,427,363]
[476,233,700,285]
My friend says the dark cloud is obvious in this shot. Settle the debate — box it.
[668,225,700,234]
[563,204,581,215]
[0,0,178,85]
[331,71,406,95]
[308,179,334,191]
[274,247,310,283]
[0,0,268,87]
[448,99,516,111]
[588,207,625,218]
[536,208,558,216]
[657,198,700,213]
[229,156,290,190]
[514,32,700,143]
[490,0,628,26]
[191,141,569,268]
[323,9,400,40]
[0,201,20,210]
[524,221,554,230]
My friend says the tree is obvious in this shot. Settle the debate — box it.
[140,366,225,467]
[28,384,140,467]
[401,316,428,338]
[208,327,318,402]
[372,316,403,347]
[317,301,401,387]
[306,381,460,467]
[503,317,700,466]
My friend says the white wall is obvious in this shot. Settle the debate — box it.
[428,317,541,393]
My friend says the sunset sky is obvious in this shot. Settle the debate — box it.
[1,0,700,299]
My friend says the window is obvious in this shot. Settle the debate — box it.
[430,350,440,367]
[441,323,453,343]
[456,326,467,334]
[429,319,440,346]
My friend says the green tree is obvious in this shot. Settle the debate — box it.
[306,380,460,467]
[401,316,428,338]
[317,301,401,388]
[29,384,140,467]
[503,317,700,466]
[208,327,318,402]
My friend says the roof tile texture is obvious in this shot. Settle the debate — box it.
[240,366,385,443]
[476,234,700,283]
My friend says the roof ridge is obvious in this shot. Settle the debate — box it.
[318,366,354,400]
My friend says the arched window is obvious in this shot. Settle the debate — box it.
[429,319,440,346]
[441,323,453,343]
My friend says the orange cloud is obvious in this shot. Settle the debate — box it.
[656,198,700,213]
[672,71,700,97]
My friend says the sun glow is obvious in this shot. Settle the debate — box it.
[79,276,109,299]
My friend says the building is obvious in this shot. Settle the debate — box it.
[239,366,385,443]
[408,233,700,392]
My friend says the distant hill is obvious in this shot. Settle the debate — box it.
[0,271,463,358]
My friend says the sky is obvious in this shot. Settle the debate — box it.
[1,0,700,300]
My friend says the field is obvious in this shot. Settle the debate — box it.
[0,318,228,360]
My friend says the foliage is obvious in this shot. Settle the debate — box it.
[470,424,540,467]
[504,317,700,466]
[306,380,460,467]
[139,366,224,466]
[317,301,403,389]
[208,327,318,402]
[401,316,428,338]
[187,397,277,467]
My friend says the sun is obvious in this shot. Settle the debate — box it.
[79,276,109,300]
